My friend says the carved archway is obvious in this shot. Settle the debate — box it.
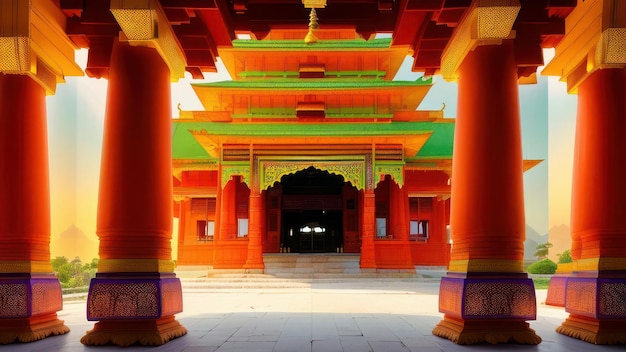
[259,159,366,191]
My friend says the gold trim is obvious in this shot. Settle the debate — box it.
[556,262,574,274]
[111,0,186,81]
[0,260,53,273]
[98,259,176,273]
[440,0,520,81]
[574,257,626,272]
[448,259,523,273]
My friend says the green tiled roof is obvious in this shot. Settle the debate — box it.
[172,122,212,159]
[172,120,454,159]
[192,77,432,90]
[232,38,393,49]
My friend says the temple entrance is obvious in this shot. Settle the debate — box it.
[278,167,345,253]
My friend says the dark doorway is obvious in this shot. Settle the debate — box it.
[280,167,344,253]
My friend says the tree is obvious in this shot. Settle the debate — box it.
[557,249,573,264]
[50,256,98,288]
[534,242,553,260]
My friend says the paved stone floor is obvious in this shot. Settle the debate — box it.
[8,278,625,351]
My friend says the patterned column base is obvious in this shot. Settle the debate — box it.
[0,313,69,344]
[81,316,187,346]
[545,275,568,307]
[433,315,541,344]
[82,275,186,346]
[0,275,69,344]
[433,276,540,344]
[557,277,626,344]
[557,314,626,344]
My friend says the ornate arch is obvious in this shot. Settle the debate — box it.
[259,159,366,191]
[374,161,404,187]
[221,162,250,188]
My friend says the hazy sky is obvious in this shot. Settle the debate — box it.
[45,48,576,260]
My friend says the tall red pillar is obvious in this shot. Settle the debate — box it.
[0,74,69,343]
[360,190,377,268]
[388,180,412,268]
[432,42,539,344]
[80,41,186,346]
[244,192,265,271]
[556,68,626,344]
[213,178,237,268]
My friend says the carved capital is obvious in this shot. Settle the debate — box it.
[111,0,186,81]
[440,0,520,81]
[0,0,83,94]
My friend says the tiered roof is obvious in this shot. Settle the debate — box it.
[172,29,456,176]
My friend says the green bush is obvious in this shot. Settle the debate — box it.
[527,258,557,274]
[557,249,573,264]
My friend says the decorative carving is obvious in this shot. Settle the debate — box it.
[599,280,626,317]
[110,0,186,81]
[545,275,568,307]
[261,160,365,190]
[439,277,464,317]
[87,278,183,320]
[464,280,536,319]
[564,278,626,319]
[375,162,404,187]
[222,163,250,188]
[365,155,373,190]
[0,277,63,318]
[0,283,28,318]
[438,277,536,320]
[440,0,520,81]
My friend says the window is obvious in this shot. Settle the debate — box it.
[197,220,214,241]
[237,218,249,237]
[376,218,387,238]
[410,220,428,242]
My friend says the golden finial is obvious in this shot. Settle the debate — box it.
[302,0,326,44]
[304,8,319,44]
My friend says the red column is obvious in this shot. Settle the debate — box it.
[80,40,186,346]
[388,180,412,268]
[432,42,540,344]
[360,190,376,268]
[0,74,69,343]
[244,192,265,270]
[556,68,626,344]
[213,178,236,268]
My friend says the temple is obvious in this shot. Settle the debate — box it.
[1,0,625,347]
[173,29,456,270]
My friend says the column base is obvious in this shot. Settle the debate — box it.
[433,315,541,344]
[557,276,626,344]
[0,274,68,344]
[359,245,377,269]
[242,263,265,271]
[545,275,568,307]
[82,274,186,346]
[81,316,187,346]
[0,313,69,344]
[434,275,539,345]
[557,314,626,344]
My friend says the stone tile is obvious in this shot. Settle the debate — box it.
[249,335,280,342]
[274,336,313,352]
[368,341,411,352]
[215,341,275,352]
[312,337,343,352]
[340,335,373,352]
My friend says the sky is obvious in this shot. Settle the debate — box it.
[45,48,576,261]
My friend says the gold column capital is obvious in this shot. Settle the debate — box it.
[440,0,521,82]
[110,0,187,82]
[542,0,626,93]
[0,0,84,95]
